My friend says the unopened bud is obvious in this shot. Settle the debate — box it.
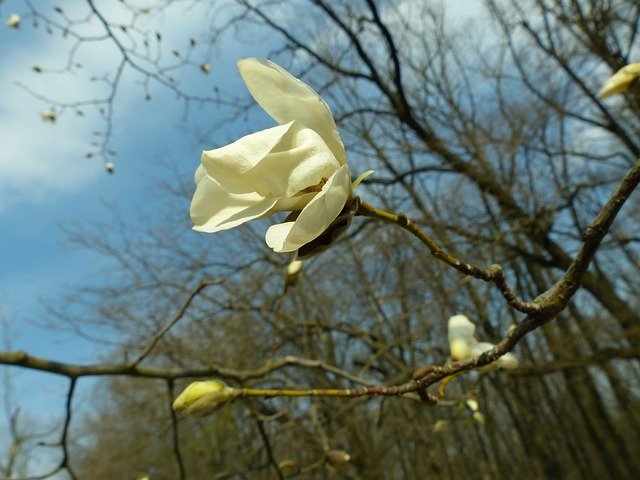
[277,459,297,472]
[472,411,486,426]
[41,108,56,123]
[433,419,451,433]
[173,380,239,416]
[6,13,20,29]
[325,449,351,464]
[283,259,302,291]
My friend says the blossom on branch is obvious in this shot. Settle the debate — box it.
[191,58,354,254]
[447,314,518,370]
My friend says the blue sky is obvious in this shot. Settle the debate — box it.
[0,1,270,358]
[0,0,486,474]
[0,2,282,471]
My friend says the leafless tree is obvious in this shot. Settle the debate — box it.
[1,0,640,478]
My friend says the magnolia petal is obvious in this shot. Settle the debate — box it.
[191,175,278,232]
[265,164,351,252]
[194,164,206,185]
[201,122,293,193]
[238,58,347,165]
[265,221,296,252]
[248,122,340,197]
[598,63,640,99]
[270,192,316,213]
[202,121,339,198]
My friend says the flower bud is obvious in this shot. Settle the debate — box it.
[447,314,518,371]
[277,459,297,473]
[41,108,56,123]
[433,419,451,433]
[465,399,479,412]
[325,449,351,464]
[472,411,486,426]
[6,13,20,29]
[284,259,303,290]
[173,380,239,416]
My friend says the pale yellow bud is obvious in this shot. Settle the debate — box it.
[283,259,303,291]
[473,411,486,426]
[495,352,519,370]
[6,13,20,29]
[433,419,451,433]
[465,399,479,412]
[41,108,56,123]
[277,459,297,473]
[173,380,238,415]
[325,449,351,464]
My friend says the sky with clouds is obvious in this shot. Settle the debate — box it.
[0,2,280,470]
[0,0,488,473]
[0,0,265,355]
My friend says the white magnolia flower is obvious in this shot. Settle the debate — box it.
[6,13,20,29]
[447,314,518,370]
[190,58,352,253]
[598,63,640,98]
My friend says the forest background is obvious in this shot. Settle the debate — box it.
[0,0,639,479]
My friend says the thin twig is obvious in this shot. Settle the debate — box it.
[131,279,220,366]
[356,199,543,314]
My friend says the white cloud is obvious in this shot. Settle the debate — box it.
[0,0,221,212]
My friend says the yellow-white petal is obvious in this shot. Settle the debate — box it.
[201,122,293,194]
[202,121,339,198]
[191,175,278,232]
[265,164,351,252]
[238,58,347,165]
[246,122,340,197]
[194,164,206,185]
[265,221,296,252]
[598,63,640,99]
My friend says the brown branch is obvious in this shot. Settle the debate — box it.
[0,352,375,385]
[167,380,185,480]
[512,347,640,376]
[356,199,543,314]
